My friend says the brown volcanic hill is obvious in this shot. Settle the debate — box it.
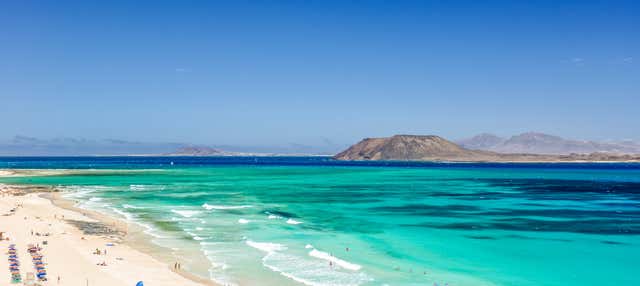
[334,135,640,162]
[334,135,487,161]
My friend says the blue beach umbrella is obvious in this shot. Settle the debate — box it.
[136,281,144,286]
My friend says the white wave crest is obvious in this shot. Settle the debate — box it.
[286,218,303,225]
[110,207,134,221]
[187,232,205,241]
[129,184,147,191]
[308,249,362,271]
[122,204,145,209]
[170,209,202,218]
[238,218,250,224]
[202,203,252,210]
[246,240,287,252]
[246,241,370,286]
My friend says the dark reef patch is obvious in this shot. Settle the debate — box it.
[601,240,629,245]
[405,217,640,235]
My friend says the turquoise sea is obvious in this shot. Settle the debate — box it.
[1,157,639,286]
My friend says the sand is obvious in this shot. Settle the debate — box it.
[0,188,212,286]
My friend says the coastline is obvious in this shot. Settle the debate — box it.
[47,193,217,285]
[0,184,219,286]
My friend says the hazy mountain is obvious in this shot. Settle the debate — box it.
[0,135,185,156]
[164,146,226,156]
[0,135,338,156]
[457,133,505,150]
[335,135,640,162]
[210,142,346,155]
[458,132,640,155]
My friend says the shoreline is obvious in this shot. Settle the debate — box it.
[45,191,221,286]
[0,184,219,286]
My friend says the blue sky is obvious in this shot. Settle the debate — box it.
[1,0,638,148]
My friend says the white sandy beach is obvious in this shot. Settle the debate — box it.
[0,186,211,286]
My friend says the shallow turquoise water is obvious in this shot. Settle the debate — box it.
[2,158,639,286]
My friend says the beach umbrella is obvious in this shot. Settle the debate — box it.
[136,281,144,286]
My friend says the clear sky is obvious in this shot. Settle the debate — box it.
[1,0,638,148]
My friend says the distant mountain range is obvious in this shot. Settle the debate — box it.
[0,135,341,156]
[0,136,184,156]
[334,135,640,162]
[2,133,638,157]
[457,132,640,155]
[163,146,273,156]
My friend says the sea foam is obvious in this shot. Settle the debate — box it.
[122,204,145,209]
[286,218,303,225]
[308,249,362,271]
[170,209,202,218]
[202,203,252,210]
[110,207,134,221]
[245,240,370,286]
[246,240,287,252]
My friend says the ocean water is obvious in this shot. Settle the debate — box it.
[1,157,639,286]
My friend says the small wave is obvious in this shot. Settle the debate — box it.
[62,185,112,199]
[246,240,287,252]
[268,214,281,219]
[238,218,250,224]
[187,232,206,241]
[246,241,370,286]
[202,203,252,210]
[286,218,303,225]
[308,249,361,271]
[122,204,145,209]
[89,197,103,202]
[110,207,134,221]
[129,184,153,191]
[138,222,171,239]
[171,209,202,218]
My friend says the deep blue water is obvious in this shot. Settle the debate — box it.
[2,156,640,170]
